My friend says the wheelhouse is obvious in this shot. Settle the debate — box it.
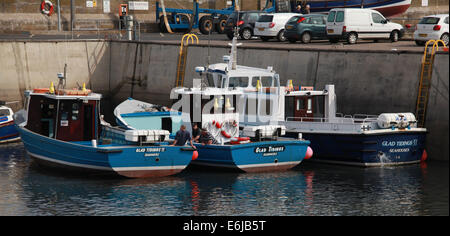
[23,89,102,142]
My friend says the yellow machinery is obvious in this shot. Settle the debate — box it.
[175,34,199,88]
[415,40,447,127]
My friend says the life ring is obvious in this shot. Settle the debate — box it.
[210,120,238,139]
[230,137,251,145]
[41,0,54,16]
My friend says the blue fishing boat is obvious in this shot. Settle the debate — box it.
[0,102,20,144]
[14,83,195,178]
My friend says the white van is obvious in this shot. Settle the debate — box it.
[326,8,404,44]
[254,13,301,42]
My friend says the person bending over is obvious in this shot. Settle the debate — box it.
[199,128,218,145]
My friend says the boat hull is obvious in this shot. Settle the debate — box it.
[287,131,426,167]
[0,121,20,144]
[309,0,411,17]
[17,126,193,178]
[192,140,310,172]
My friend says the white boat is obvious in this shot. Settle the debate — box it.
[188,31,427,167]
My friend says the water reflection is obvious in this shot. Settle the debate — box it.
[0,143,448,216]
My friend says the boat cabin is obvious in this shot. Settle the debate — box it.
[0,106,13,123]
[24,88,102,142]
[198,61,337,125]
[172,87,241,143]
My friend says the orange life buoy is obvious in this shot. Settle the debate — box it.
[41,1,54,16]
[230,137,251,145]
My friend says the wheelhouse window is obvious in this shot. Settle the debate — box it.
[206,73,215,87]
[229,77,249,88]
[0,109,10,117]
[251,76,274,87]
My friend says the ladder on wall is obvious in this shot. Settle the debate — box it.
[415,40,447,127]
[175,34,199,88]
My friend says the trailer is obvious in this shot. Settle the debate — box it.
[156,0,237,34]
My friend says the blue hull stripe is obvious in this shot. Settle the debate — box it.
[193,140,310,171]
[17,126,193,175]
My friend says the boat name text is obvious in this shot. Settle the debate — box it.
[254,146,285,154]
[136,147,166,153]
[382,139,418,147]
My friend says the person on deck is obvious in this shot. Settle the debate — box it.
[192,123,201,143]
[171,125,195,148]
[199,128,218,145]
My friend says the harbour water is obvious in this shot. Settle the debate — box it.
[0,142,448,216]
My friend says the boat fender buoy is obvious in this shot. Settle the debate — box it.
[230,137,251,145]
[221,130,231,139]
[192,150,198,161]
[304,146,313,160]
[41,0,54,16]
[421,149,427,162]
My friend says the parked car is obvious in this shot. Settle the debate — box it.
[326,8,405,44]
[414,14,449,46]
[284,14,328,43]
[254,13,301,42]
[225,11,264,40]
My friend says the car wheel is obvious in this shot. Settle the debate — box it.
[347,32,357,44]
[241,28,253,40]
[390,30,399,42]
[277,29,287,42]
[288,38,297,43]
[441,33,449,46]
[415,40,425,46]
[301,32,311,44]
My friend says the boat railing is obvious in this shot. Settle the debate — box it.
[285,116,378,125]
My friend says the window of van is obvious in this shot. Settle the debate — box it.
[335,11,344,23]
[371,13,385,23]
[444,17,449,24]
[327,11,336,22]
